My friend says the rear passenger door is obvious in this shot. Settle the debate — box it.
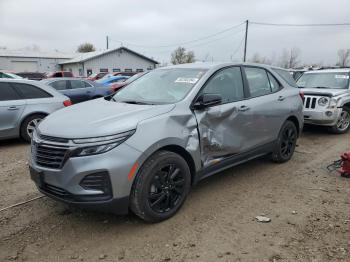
[0,82,26,138]
[241,66,286,147]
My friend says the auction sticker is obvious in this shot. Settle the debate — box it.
[175,77,199,84]
[335,75,349,79]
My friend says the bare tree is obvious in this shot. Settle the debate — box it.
[337,49,350,67]
[249,53,272,65]
[77,43,96,53]
[278,48,301,69]
[171,47,195,64]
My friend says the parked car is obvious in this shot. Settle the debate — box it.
[96,75,129,87]
[87,72,108,81]
[110,72,148,92]
[0,79,71,142]
[42,78,114,104]
[112,71,137,77]
[47,71,74,78]
[29,63,303,222]
[297,68,350,133]
[0,71,23,79]
[16,72,47,81]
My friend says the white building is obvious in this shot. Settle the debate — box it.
[60,47,159,77]
[0,50,73,72]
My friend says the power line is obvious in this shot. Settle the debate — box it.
[251,21,350,27]
[109,22,245,49]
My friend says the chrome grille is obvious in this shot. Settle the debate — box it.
[38,134,69,144]
[34,143,69,169]
[304,96,317,109]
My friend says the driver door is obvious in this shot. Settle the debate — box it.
[193,66,251,167]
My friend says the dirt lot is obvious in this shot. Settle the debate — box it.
[1,127,350,262]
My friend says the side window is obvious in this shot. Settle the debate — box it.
[245,67,271,97]
[83,81,93,87]
[11,83,51,99]
[267,72,281,92]
[70,80,85,89]
[50,80,68,90]
[0,82,21,101]
[201,67,244,104]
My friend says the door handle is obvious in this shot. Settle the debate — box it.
[238,105,250,112]
[7,106,19,111]
[278,96,285,101]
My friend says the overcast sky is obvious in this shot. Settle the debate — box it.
[0,0,349,66]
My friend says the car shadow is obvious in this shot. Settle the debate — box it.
[0,138,28,147]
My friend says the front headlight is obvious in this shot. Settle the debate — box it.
[318,97,329,107]
[72,130,135,156]
[75,142,120,156]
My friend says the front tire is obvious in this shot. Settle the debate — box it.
[130,151,191,223]
[271,120,298,163]
[329,107,350,134]
[20,114,46,142]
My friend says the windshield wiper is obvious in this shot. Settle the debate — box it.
[121,100,155,105]
[313,86,330,89]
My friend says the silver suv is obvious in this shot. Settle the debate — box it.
[29,63,303,222]
[297,69,350,133]
[0,79,71,142]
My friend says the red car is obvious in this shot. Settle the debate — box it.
[87,72,108,81]
[110,72,148,92]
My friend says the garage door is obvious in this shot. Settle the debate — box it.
[11,61,38,72]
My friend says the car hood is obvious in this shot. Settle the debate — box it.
[38,98,175,139]
[302,88,349,97]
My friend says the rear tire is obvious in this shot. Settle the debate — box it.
[20,114,46,142]
[271,120,297,163]
[329,107,350,134]
[130,150,191,223]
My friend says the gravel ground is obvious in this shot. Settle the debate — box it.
[1,126,350,262]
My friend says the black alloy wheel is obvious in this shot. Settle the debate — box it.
[130,150,191,223]
[272,120,298,163]
[148,164,186,213]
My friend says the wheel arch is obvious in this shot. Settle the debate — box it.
[135,141,198,186]
[19,111,48,134]
[286,115,301,137]
[343,102,350,109]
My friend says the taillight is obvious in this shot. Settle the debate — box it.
[63,100,72,107]
[299,91,305,101]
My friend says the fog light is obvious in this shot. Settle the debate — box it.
[325,111,333,117]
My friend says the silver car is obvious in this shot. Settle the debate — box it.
[29,63,303,222]
[0,79,71,142]
[297,69,350,133]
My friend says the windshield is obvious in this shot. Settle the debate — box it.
[113,68,207,104]
[297,72,350,89]
[6,73,23,79]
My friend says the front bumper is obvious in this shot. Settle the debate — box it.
[29,142,142,214]
[303,108,341,126]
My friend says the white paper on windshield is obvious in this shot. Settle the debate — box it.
[335,75,349,79]
[175,77,199,84]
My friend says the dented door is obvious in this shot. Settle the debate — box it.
[193,66,249,167]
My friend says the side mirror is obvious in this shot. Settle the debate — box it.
[192,93,222,110]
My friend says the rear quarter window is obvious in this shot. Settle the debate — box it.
[11,83,52,99]
[272,68,298,87]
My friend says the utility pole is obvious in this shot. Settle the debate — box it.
[106,36,109,50]
[243,20,249,62]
